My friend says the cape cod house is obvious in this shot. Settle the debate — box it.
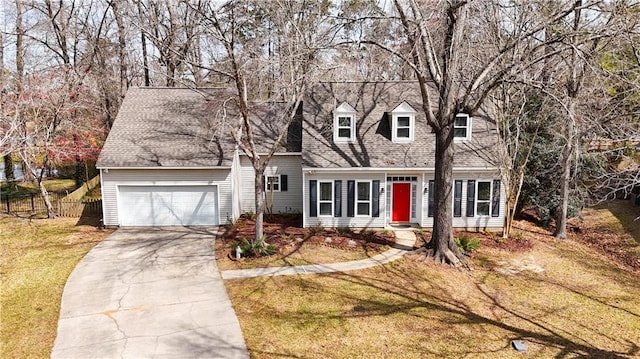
[96,82,505,230]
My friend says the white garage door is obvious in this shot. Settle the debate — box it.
[118,185,219,226]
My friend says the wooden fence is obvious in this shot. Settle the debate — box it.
[65,175,100,200]
[1,193,102,217]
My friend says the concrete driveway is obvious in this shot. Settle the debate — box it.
[51,227,249,359]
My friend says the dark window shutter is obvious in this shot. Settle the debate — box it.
[492,180,500,217]
[309,180,317,217]
[372,180,380,217]
[347,180,355,217]
[428,180,434,218]
[454,180,462,217]
[281,175,288,191]
[466,180,476,217]
[334,180,342,217]
[263,175,266,191]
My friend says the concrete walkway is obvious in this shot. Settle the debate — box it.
[51,227,249,359]
[221,230,417,280]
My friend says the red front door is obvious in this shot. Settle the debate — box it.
[392,183,411,222]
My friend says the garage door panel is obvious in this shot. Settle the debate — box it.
[118,186,218,226]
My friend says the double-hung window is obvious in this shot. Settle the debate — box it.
[318,181,333,216]
[266,175,280,192]
[337,116,353,140]
[396,116,411,139]
[476,181,492,216]
[454,114,471,141]
[391,102,416,143]
[356,181,371,216]
[334,102,356,143]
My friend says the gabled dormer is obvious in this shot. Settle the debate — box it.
[334,102,356,143]
[453,113,472,142]
[391,101,416,143]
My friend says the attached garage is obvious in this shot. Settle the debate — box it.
[118,185,219,226]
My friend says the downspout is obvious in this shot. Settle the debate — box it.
[231,148,241,222]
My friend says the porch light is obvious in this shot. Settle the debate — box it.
[423,187,428,194]
[379,187,384,195]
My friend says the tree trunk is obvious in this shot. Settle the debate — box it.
[137,1,151,87]
[24,158,55,218]
[110,0,129,97]
[4,155,15,181]
[554,105,575,239]
[73,134,83,187]
[38,178,56,218]
[429,123,464,265]
[254,168,265,242]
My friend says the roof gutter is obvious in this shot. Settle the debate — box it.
[97,166,232,170]
[301,166,500,172]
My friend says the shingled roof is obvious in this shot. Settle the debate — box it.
[96,87,298,168]
[301,81,500,169]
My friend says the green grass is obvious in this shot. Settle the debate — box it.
[225,228,640,358]
[600,199,640,243]
[1,179,77,196]
[0,217,113,358]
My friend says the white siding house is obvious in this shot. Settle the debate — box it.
[239,154,303,214]
[97,84,506,232]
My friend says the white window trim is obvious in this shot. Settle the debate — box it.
[391,113,415,143]
[318,180,334,217]
[334,103,356,143]
[356,180,372,217]
[453,113,472,142]
[265,175,281,192]
[476,180,493,217]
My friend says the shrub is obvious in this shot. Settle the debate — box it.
[455,234,481,255]
[303,222,324,239]
[236,236,276,258]
[243,211,257,221]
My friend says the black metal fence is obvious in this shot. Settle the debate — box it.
[0,192,102,217]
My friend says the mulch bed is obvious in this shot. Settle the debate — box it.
[217,214,396,259]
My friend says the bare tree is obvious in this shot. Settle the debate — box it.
[368,0,583,264]
[134,0,203,87]
[194,0,337,243]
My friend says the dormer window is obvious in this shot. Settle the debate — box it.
[334,102,356,143]
[391,102,416,143]
[454,114,472,141]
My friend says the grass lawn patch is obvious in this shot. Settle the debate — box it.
[1,179,77,196]
[225,218,640,358]
[216,214,394,270]
[570,200,640,272]
[0,216,113,358]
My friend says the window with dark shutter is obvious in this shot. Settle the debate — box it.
[428,180,434,218]
[347,180,355,217]
[334,180,342,217]
[491,180,500,217]
[466,180,475,217]
[309,180,317,217]
[454,180,462,217]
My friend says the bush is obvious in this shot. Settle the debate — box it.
[455,235,480,255]
[242,211,257,221]
[235,236,276,258]
[303,222,324,239]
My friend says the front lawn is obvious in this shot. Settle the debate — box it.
[225,217,640,358]
[0,217,113,358]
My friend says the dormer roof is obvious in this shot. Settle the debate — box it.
[335,102,356,113]
[392,101,416,113]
